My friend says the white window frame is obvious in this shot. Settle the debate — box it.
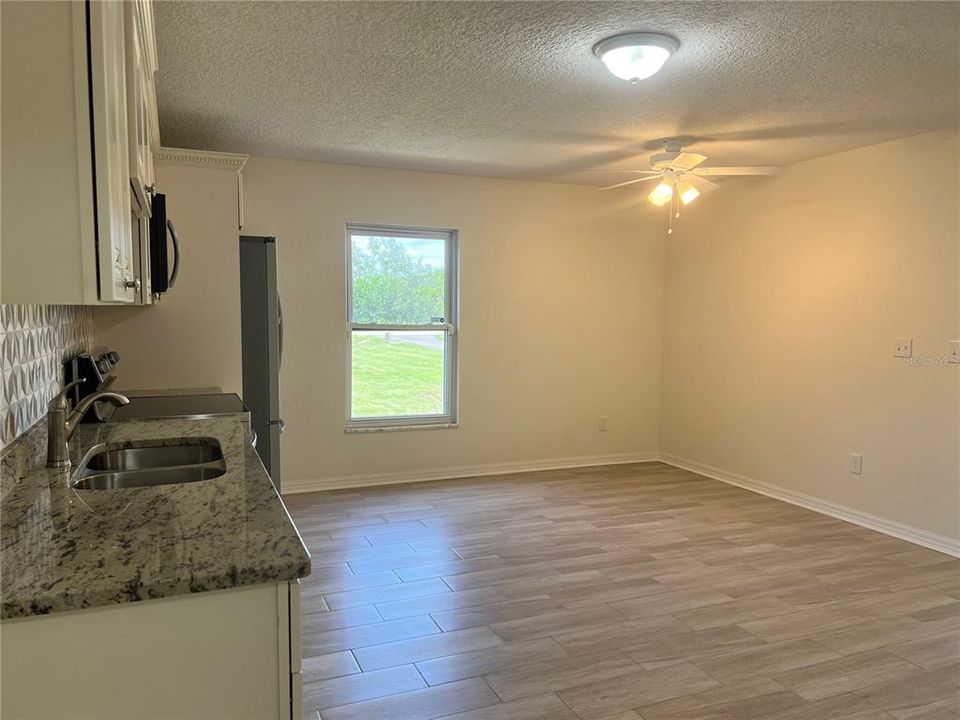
[346,223,459,430]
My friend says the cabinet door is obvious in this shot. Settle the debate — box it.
[289,581,302,720]
[1,584,286,719]
[89,0,135,303]
[125,1,155,210]
[125,2,155,302]
[0,1,100,304]
[129,185,150,302]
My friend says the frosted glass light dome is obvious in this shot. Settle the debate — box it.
[593,33,679,83]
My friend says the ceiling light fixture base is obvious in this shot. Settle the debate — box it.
[592,32,680,83]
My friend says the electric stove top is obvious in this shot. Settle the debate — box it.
[109,393,249,421]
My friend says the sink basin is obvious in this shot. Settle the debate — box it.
[85,442,223,471]
[73,438,226,491]
[74,465,226,490]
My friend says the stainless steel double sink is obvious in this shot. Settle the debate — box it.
[73,438,226,490]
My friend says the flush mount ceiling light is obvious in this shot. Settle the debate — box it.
[593,32,679,83]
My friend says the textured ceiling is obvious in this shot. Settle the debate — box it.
[154,1,960,185]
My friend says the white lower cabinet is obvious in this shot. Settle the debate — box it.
[288,579,304,719]
[0,581,303,719]
[292,672,304,720]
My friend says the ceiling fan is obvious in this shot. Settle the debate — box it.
[601,140,782,233]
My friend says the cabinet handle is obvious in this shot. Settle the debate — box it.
[124,279,142,292]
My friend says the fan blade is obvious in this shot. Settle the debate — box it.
[589,170,661,174]
[693,166,782,176]
[671,152,707,171]
[600,175,663,191]
[685,175,720,193]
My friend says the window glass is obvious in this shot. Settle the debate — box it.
[347,226,458,426]
[351,235,446,325]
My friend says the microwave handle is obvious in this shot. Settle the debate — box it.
[167,219,180,289]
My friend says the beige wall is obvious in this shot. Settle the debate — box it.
[93,161,243,395]
[89,131,958,547]
[661,129,960,541]
[240,158,665,485]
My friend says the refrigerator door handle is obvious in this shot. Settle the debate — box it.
[277,291,284,370]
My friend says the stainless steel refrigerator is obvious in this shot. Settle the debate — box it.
[240,235,284,489]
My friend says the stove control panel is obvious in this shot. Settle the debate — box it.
[66,348,121,422]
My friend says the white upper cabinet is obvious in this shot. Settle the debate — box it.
[126,0,160,303]
[0,0,160,305]
[90,0,135,303]
[127,0,159,206]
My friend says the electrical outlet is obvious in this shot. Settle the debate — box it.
[849,453,863,475]
[948,341,960,365]
[894,338,913,359]
[598,416,608,432]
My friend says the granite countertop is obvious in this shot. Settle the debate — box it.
[0,414,311,619]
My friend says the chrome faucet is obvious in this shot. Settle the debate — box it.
[46,379,130,468]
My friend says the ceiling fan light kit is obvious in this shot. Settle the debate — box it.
[599,140,784,234]
[648,178,674,207]
[593,32,679,83]
[591,31,783,234]
[679,182,700,206]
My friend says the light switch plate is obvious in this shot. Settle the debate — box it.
[948,341,960,365]
[894,338,913,358]
[849,453,863,475]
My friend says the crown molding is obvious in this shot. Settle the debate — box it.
[155,147,248,172]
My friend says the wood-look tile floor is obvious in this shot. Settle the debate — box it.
[283,462,960,720]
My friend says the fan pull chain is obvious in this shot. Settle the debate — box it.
[667,178,678,234]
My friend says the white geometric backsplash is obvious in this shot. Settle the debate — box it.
[0,305,93,448]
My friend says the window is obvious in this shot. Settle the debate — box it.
[347,224,458,428]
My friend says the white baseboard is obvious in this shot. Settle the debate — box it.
[660,453,960,558]
[283,448,959,558]
[282,451,660,494]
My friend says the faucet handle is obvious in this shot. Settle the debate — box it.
[48,378,86,411]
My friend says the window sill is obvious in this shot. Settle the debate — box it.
[345,422,459,434]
